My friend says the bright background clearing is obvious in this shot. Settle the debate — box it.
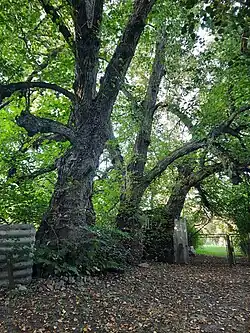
[196,245,243,257]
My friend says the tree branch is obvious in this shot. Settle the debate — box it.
[96,0,157,115]
[154,103,194,130]
[210,104,250,138]
[195,184,213,212]
[189,163,223,187]
[39,0,75,53]
[30,134,67,149]
[128,26,167,177]
[15,164,57,182]
[121,84,140,110]
[71,0,104,115]
[144,139,206,186]
[144,104,250,187]
[106,121,124,171]
[0,81,75,103]
[0,99,11,110]
[21,164,56,181]
[16,111,76,142]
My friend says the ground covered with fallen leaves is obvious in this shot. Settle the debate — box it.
[0,256,249,333]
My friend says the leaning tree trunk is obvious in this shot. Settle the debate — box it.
[143,160,230,263]
[114,28,167,263]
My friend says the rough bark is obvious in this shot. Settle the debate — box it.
[36,143,101,245]
[38,0,156,245]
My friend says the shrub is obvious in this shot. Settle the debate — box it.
[143,207,174,263]
[34,225,130,277]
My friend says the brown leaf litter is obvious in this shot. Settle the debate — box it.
[0,256,249,333]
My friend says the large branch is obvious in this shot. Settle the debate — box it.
[16,164,57,183]
[143,27,167,115]
[144,104,250,186]
[0,99,11,110]
[71,0,104,114]
[154,102,194,130]
[128,26,167,177]
[16,111,76,142]
[0,81,75,103]
[189,163,223,187]
[210,104,250,137]
[194,158,250,216]
[96,0,157,115]
[39,0,75,52]
[144,139,206,186]
[167,104,193,130]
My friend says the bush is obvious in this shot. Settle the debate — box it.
[34,225,131,277]
[143,207,175,263]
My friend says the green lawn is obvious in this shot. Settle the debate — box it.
[196,245,228,257]
[196,245,243,257]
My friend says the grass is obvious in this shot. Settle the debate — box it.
[196,245,228,257]
[196,245,243,257]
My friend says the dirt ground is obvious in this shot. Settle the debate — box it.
[0,256,249,333]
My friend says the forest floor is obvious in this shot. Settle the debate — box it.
[0,256,249,333]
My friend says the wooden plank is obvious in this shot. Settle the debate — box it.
[6,253,15,289]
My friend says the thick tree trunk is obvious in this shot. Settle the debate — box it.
[34,124,108,276]
[36,144,101,245]
[163,182,190,229]
[116,181,144,230]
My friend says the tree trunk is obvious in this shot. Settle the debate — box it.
[163,182,191,230]
[114,29,168,263]
[115,184,145,264]
[36,144,100,245]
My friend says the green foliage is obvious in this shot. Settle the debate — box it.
[234,234,249,256]
[187,223,204,249]
[35,225,130,276]
[201,176,250,235]
[143,207,174,263]
[93,169,122,226]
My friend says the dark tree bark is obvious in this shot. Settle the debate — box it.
[143,180,191,264]
[36,0,158,251]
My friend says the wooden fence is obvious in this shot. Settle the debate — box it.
[0,224,36,288]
